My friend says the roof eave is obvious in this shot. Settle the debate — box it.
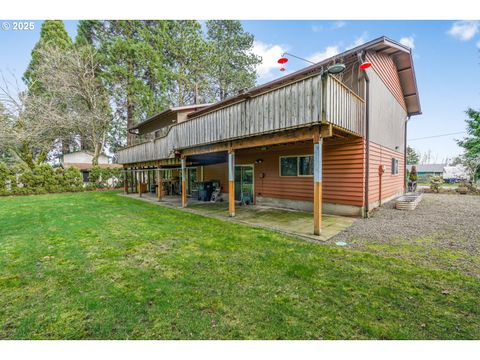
[188,36,418,119]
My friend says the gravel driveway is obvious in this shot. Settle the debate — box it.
[330,194,480,275]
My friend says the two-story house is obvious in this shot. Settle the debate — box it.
[118,36,421,235]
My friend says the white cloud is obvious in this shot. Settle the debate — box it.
[448,20,479,41]
[331,21,346,30]
[252,40,285,81]
[346,32,368,50]
[307,46,340,63]
[399,36,415,49]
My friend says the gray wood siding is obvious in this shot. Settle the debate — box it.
[367,68,407,152]
[118,74,365,164]
[325,75,365,136]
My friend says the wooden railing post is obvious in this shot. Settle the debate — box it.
[181,157,187,208]
[228,149,235,217]
[313,129,323,235]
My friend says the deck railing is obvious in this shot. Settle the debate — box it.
[118,74,365,164]
[325,75,365,136]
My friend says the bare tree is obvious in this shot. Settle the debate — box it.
[0,71,70,169]
[35,45,112,165]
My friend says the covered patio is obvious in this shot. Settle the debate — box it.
[121,192,355,241]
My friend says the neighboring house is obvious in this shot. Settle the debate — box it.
[406,164,446,181]
[407,164,469,182]
[60,151,121,183]
[118,36,421,235]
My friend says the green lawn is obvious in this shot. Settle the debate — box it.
[0,191,479,339]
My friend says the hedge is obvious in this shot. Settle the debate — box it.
[0,163,123,196]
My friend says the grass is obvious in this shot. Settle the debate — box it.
[0,191,479,339]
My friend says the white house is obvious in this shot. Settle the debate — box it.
[60,151,121,183]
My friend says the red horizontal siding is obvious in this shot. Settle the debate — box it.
[203,138,366,207]
[368,141,404,204]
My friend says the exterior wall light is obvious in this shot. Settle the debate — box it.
[359,61,372,70]
[326,63,346,74]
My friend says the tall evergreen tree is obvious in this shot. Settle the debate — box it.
[23,20,73,94]
[165,20,211,106]
[406,146,420,165]
[76,20,170,147]
[20,20,74,160]
[206,20,261,101]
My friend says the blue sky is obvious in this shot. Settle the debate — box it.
[1,20,479,162]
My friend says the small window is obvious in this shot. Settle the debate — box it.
[392,158,399,175]
[280,155,314,177]
[280,157,298,176]
[299,156,314,176]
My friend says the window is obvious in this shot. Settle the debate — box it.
[299,156,314,176]
[280,157,298,176]
[392,158,399,175]
[280,155,314,177]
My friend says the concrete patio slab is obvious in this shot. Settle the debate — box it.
[120,193,355,242]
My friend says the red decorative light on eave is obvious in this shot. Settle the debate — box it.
[277,57,288,65]
[359,61,372,70]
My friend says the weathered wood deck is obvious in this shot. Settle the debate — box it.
[118,74,365,165]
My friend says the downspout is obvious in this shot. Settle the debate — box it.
[358,52,370,218]
[404,115,411,192]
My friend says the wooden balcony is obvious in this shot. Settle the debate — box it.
[118,74,365,165]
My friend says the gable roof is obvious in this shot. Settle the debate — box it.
[407,164,446,173]
[188,36,421,119]
[128,104,212,132]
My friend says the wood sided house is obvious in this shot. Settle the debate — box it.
[117,36,421,235]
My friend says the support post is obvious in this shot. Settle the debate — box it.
[124,170,128,194]
[228,149,235,217]
[157,169,163,201]
[181,157,187,207]
[313,132,323,235]
[131,169,136,193]
[138,170,142,197]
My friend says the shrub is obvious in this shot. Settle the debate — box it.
[8,164,28,191]
[89,166,102,187]
[0,163,8,190]
[0,162,121,196]
[19,163,61,192]
[429,176,443,193]
[84,183,97,191]
[63,167,84,191]
[89,166,122,188]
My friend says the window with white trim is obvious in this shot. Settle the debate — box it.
[392,158,399,175]
[280,155,314,177]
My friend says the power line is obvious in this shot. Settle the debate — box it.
[408,131,466,141]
